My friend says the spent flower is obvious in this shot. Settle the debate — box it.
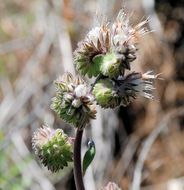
[93,71,160,108]
[116,71,158,106]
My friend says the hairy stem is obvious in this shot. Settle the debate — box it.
[74,129,85,190]
[90,73,104,93]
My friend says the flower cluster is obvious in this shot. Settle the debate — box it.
[74,9,149,79]
[51,72,96,128]
[93,71,161,108]
[74,9,160,108]
[32,8,161,181]
[32,125,73,172]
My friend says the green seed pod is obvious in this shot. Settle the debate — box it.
[32,126,73,172]
[93,78,121,109]
[51,73,96,128]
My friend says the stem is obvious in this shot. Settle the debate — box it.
[74,129,85,190]
[90,73,104,93]
[73,72,99,190]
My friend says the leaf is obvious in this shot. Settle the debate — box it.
[92,54,104,65]
[82,140,96,176]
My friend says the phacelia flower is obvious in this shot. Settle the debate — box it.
[51,72,96,128]
[32,125,73,172]
[111,10,148,71]
[74,9,149,79]
[101,182,122,190]
[93,71,160,108]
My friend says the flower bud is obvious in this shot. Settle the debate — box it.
[51,73,96,128]
[101,182,122,190]
[32,125,73,172]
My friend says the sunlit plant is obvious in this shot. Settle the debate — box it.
[32,9,161,190]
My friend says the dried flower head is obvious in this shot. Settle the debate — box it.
[116,71,158,106]
[32,125,73,172]
[101,182,122,190]
[74,9,149,79]
[93,71,160,108]
[51,72,96,128]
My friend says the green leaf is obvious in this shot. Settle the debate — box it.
[82,140,96,176]
[92,54,104,65]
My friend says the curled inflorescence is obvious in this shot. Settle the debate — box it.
[74,9,149,79]
[32,125,73,172]
[74,9,161,108]
[51,72,97,128]
[32,8,161,175]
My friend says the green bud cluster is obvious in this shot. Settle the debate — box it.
[51,72,96,128]
[32,126,73,172]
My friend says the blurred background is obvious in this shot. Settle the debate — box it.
[0,0,184,189]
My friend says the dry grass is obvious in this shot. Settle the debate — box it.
[0,0,183,190]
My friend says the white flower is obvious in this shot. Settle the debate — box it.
[75,84,89,97]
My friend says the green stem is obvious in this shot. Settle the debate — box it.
[74,129,85,190]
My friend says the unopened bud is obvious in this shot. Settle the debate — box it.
[101,182,122,190]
